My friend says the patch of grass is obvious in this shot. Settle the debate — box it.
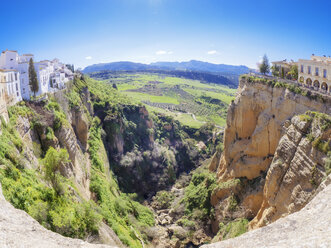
[217,218,249,240]
[123,91,180,104]
[184,88,235,105]
[213,178,241,195]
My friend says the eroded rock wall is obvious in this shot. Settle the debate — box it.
[212,76,331,233]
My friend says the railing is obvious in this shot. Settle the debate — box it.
[249,73,331,97]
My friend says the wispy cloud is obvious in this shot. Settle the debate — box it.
[207,50,218,55]
[156,50,173,55]
[85,56,92,60]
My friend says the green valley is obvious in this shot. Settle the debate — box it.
[89,72,236,128]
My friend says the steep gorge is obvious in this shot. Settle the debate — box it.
[0,75,222,248]
[0,74,330,248]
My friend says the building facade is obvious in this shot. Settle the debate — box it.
[271,60,295,79]
[0,50,74,100]
[298,55,331,94]
[0,69,22,106]
[0,71,9,123]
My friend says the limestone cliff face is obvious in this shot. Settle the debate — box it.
[211,76,331,234]
[202,175,331,248]
[250,114,330,228]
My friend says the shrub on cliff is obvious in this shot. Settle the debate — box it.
[43,147,70,195]
[182,169,217,220]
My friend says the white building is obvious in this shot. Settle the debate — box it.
[0,50,74,100]
[0,69,22,106]
[0,71,9,122]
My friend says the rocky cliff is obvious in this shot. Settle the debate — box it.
[210,76,331,240]
[202,175,331,248]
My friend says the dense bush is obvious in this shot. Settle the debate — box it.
[153,190,175,209]
[182,169,217,220]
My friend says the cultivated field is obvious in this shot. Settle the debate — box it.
[102,73,237,128]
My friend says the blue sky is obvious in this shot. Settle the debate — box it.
[1,0,331,69]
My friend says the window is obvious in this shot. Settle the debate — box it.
[16,83,18,91]
[323,69,327,78]
[315,67,319,76]
[17,92,19,97]
[15,73,17,81]
[308,66,311,74]
[301,65,304,73]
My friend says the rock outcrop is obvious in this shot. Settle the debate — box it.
[211,76,331,236]
[249,114,329,228]
[0,183,116,248]
[202,176,331,248]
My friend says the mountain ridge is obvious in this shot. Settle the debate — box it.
[82,60,250,75]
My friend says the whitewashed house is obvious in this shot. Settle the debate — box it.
[0,71,9,122]
[0,50,74,100]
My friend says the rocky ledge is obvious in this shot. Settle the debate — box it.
[202,176,331,248]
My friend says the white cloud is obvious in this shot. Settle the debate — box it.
[207,50,218,55]
[156,50,173,55]
[85,56,92,60]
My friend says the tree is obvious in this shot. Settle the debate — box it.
[43,147,70,195]
[28,58,39,97]
[259,54,270,75]
[287,64,298,80]
[271,65,280,77]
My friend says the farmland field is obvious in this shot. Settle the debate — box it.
[93,73,237,128]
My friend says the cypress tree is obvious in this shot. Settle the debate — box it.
[259,54,270,75]
[29,58,39,97]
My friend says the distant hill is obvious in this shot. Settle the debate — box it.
[89,69,237,88]
[83,61,151,73]
[82,60,250,75]
[150,60,250,75]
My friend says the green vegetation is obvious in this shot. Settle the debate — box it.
[325,152,331,176]
[299,111,331,154]
[29,58,39,97]
[45,97,69,130]
[88,117,155,247]
[258,54,270,75]
[213,178,241,195]
[216,218,249,240]
[153,190,175,209]
[241,75,328,102]
[181,168,217,220]
[124,91,180,104]
[43,147,70,195]
[89,73,235,128]
[0,116,102,239]
[287,64,298,80]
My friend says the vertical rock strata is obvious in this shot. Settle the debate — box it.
[212,76,331,231]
